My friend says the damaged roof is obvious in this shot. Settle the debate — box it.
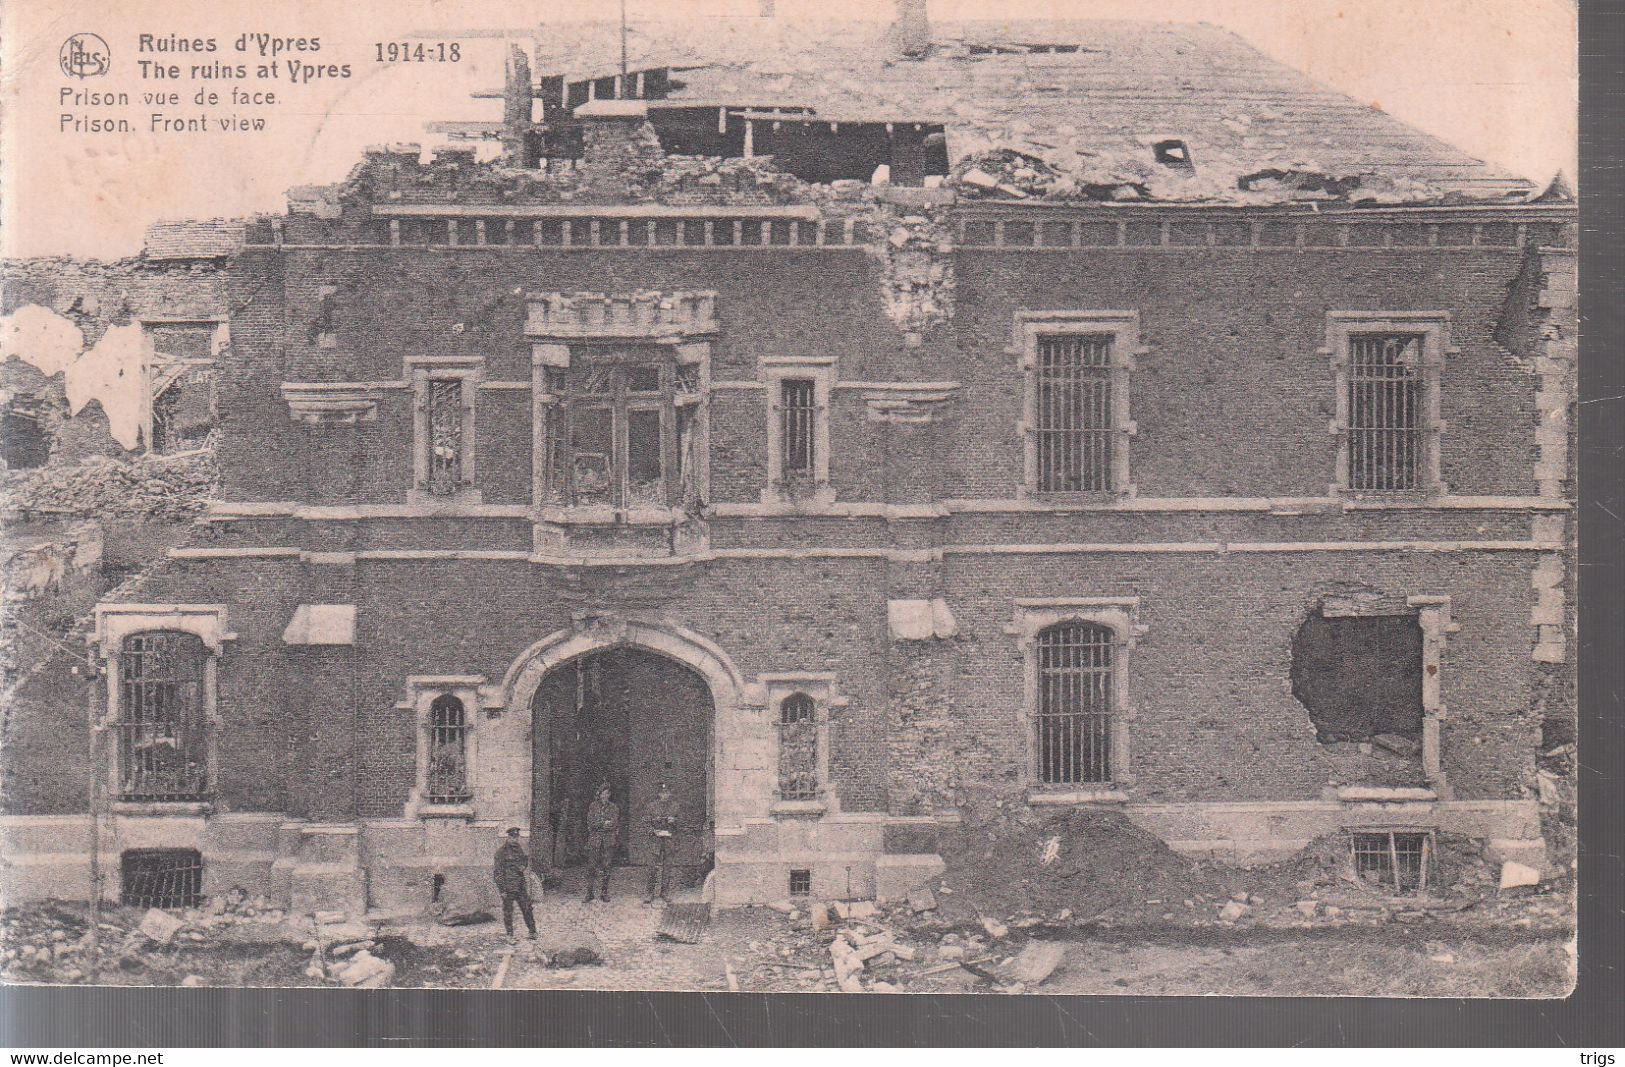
[142,219,245,261]
[519,18,1535,202]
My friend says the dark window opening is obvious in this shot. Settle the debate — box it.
[1036,622,1113,785]
[427,694,471,803]
[1153,139,1194,169]
[1,410,51,469]
[1350,831,1430,893]
[778,692,820,800]
[1291,613,1424,744]
[426,377,465,496]
[542,351,701,510]
[779,378,817,478]
[151,369,215,455]
[1035,333,1114,492]
[121,848,204,909]
[789,869,812,897]
[116,631,208,801]
[1348,333,1423,491]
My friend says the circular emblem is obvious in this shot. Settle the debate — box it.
[59,34,110,78]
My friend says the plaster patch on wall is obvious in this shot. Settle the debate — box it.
[2,304,85,378]
[3,305,146,449]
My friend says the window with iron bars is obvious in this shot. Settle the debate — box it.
[426,694,471,803]
[1036,622,1114,785]
[116,631,208,801]
[1035,333,1115,492]
[426,377,465,496]
[1350,830,1432,893]
[121,848,204,909]
[779,378,817,479]
[1347,334,1423,492]
[777,692,821,800]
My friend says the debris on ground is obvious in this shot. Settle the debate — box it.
[655,903,712,944]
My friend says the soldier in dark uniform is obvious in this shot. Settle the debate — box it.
[492,827,537,939]
[643,782,680,904]
[583,783,619,903]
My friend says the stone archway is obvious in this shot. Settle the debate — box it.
[477,618,765,869]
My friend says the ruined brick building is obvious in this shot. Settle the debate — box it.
[1,9,1577,913]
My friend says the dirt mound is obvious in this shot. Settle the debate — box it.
[933,800,1233,923]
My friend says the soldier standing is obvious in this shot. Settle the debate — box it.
[492,827,538,940]
[643,782,680,904]
[583,783,619,903]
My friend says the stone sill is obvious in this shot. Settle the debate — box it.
[109,800,212,817]
[538,506,686,526]
[418,803,476,819]
[770,800,828,818]
[1027,790,1129,806]
[1336,787,1438,803]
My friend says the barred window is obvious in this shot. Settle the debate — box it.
[121,848,204,909]
[1035,334,1114,492]
[116,631,208,801]
[780,378,817,477]
[1036,622,1113,785]
[777,692,820,800]
[1347,334,1422,491]
[1351,831,1431,893]
[426,694,470,803]
[426,378,465,495]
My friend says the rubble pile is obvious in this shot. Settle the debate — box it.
[2,449,216,522]
[933,800,1234,924]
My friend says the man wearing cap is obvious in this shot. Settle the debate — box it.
[583,783,619,903]
[493,827,537,939]
[643,782,680,904]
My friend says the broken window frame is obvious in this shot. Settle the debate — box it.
[762,360,834,505]
[408,356,482,505]
[399,676,486,818]
[538,346,701,511]
[1348,830,1433,894]
[1325,313,1450,496]
[1009,599,1141,796]
[1313,595,1457,798]
[1017,311,1139,498]
[140,318,225,456]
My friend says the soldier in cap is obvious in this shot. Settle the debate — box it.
[643,782,680,904]
[583,783,620,903]
[492,827,537,939]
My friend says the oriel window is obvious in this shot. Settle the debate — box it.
[542,348,701,509]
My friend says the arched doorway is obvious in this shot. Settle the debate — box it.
[530,648,714,885]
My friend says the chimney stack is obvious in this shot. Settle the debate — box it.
[890,0,930,58]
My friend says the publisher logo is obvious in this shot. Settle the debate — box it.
[60,34,110,78]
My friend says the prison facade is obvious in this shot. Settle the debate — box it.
[0,14,1577,913]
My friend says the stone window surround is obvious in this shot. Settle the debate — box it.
[91,604,235,816]
[1005,597,1145,802]
[761,357,836,506]
[407,355,483,506]
[396,674,487,820]
[531,344,713,525]
[1323,312,1455,497]
[758,672,848,816]
[1014,310,1141,499]
[1319,594,1456,800]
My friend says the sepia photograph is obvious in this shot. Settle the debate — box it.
[0,0,1585,1010]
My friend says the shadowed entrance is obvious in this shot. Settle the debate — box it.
[531,648,713,888]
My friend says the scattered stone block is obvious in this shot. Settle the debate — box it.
[1500,862,1541,890]
[137,909,185,945]
[179,975,204,987]
[336,950,396,988]
[1294,901,1318,918]
[1004,941,1066,986]
[809,902,830,930]
[847,901,878,919]
[1218,901,1248,922]
[890,943,916,962]
[981,918,1009,939]
[766,899,794,915]
[937,945,965,961]
[313,910,347,925]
